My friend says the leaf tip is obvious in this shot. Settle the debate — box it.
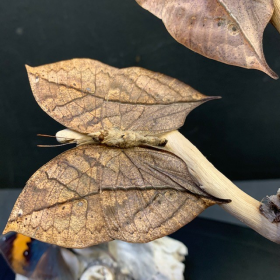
[204,195,231,205]
[219,198,232,204]
[264,67,279,80]
[208,96,222,100]
[257,61,279,80]
[201,96,222,103]
[271,72,279,80]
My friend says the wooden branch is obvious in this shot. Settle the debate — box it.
[163,130,280,244]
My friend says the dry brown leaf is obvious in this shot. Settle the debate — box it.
[136,0,278,79]
[4,59,229,248]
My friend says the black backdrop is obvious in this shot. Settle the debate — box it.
[1,0,280,189]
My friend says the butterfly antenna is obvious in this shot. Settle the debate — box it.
[37,134,74,141]
[37,143,74,148]
[37,133,57,138]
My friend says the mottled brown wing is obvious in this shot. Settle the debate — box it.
[3,145,225,248]
[136,0,278,79]
[26,59,213,135]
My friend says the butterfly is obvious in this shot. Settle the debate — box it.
[3,58,229,248]
[0,232,77,280]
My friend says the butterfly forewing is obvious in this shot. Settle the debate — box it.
[26,59,212,134]
[4,145,217,248]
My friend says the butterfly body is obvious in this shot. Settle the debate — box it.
[57,128,167,148]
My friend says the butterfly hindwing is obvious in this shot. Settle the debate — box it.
[0,233,75,280]
[3,145,223,248]
[0,232,49,277]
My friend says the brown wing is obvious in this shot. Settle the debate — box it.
[3,145,226,248]
[26,59,213,135]
[136,0,277,79]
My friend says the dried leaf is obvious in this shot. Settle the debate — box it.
[271,0,280,34]
[3,146,226,248]
[4,59,229,248]
[136,0,278,79]
[25,59,213,135]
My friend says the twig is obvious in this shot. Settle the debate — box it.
[163,130,280,244]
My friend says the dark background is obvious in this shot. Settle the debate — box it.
[1,0,280,189]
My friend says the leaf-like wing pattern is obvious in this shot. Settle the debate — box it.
[3,145,225,248]
[136,0,278,79]
[26,59,212,135]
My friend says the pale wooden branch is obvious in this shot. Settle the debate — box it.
[163,130,280,244]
